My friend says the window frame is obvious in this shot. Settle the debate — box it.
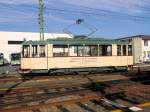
[128,45,132,56]
[100,45,112,56]
[32,45,38,57]
[69,45,78,57]
[77,45,84,57]
[22,45,30,58]
[122,45,127,56]
[84,45,99,57]
[117,45,122,56]
[39,45,46,58]
[53,45,69,57]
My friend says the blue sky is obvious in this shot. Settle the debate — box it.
[0,0,150,38]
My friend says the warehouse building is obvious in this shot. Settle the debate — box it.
[0,31,72,62]
[119,35,150,64]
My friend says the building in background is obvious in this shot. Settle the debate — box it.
[0,31,72,62]
[118,35,150,64]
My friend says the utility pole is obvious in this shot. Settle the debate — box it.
[38,0,44,40]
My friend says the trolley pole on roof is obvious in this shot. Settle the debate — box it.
[38,0,45,40]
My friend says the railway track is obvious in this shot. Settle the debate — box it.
[0,72,149,112]
[0,72,149,94]
[0,72,128,82]
[0,73,129,91]
[0,69,149,83]
[0,77,149,112]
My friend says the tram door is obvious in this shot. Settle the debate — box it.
[37,45,47,69]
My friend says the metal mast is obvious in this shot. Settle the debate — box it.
[38,0,44,40]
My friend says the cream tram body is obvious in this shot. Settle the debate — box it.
[21,38,133,73]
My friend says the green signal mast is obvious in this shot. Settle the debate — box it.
[38,0,44,40]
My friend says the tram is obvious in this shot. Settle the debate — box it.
[0,53,4,66]
[10,53,21,65]
[20,38,133,74]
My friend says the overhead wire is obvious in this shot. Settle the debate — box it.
[45,7,150,22]
[44,0,150,20]
[0,3,37,20]
[0,2,150,23]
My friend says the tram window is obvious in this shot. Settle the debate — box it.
[128,45,132,56]
[70,46,78,56]
[123,45,127,56]
[77,46,84,56]
[84,46,98,56]
[117,45,122,56]
[23,45,30,58]
[84,46,91,56]
[101,45,112,56]
[70,46,84,57]
[91,46,98,56]
[99,46,103,56]
[32,45,38,57]
[53,45,68,57]
[107,46,112,56]
[39,45,46,57]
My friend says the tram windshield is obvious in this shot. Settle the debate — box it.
[0,53,4,59]
[11,53,21,61]
[0,53,4,60]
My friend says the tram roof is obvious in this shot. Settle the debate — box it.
[22,38,129,45]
